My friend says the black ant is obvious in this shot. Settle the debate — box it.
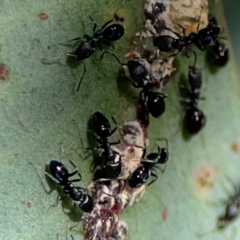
[217,177,240,229]
[206,14,229,67]
[128,139,169,188]
[182,52,206,134]
[153,12,220,56]
[88,111,122,180]
[66,14,124,92]
[100,51,167,118]
[45,160,94,213]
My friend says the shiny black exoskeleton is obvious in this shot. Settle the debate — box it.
[100,51,167,118]
[153,17,220,56]
[46,160,94,212]
[183,52,206,134]
[139,82,167,118]
[90,111,122,180]
[100,51,150,88]
[128,140,169,188]
[68,15,124,91]
[206,14,229,67]
[153,26,187,56]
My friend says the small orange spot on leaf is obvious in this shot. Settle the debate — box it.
[26,202,32,208]
[38,12,48,21]
[231,142,239,153]
[161,207,168,221]
[0,63,9,80]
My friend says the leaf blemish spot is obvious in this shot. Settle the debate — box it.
[0,63,9,80]
[161,207,168,221]
[231,142,239,153]
[26,202,32,208]
[192,163,217,197]
[38,12,49,21]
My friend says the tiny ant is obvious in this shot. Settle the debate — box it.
[88,111,122,180]
[217,177,240,229]
[153,25,188,56]
[153,12,220,56]
[101,51,167,118]
[128,138,169,188]
[65,14,124,92]
[45,160,94,212]
[100,50,151,88]
[207,14,229,67]
[182,52,206,134]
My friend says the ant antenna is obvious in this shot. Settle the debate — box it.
[100,50,125,66]
[75,61,86,92]
[41,55,67,66]
[191,51,197,68]
[155,137,169,150]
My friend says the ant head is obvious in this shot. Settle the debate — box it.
[159,148,168,164]
[210,40,229,67]
[184,106,206,134]
[49,160,69,183]
[102,23,124,41]
[128,165,148,188]
[127,60,149,85]
[146,92,166,118]
[93,112,112,139]
[199,26,220,46]
[208,14,218,28]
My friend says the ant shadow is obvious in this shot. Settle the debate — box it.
[178,72,195,141]
[116,68,138,104]
[85,115,101,173]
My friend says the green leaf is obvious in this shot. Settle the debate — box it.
[0,0,240,240]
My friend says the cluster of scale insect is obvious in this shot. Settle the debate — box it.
[40,0,231,239]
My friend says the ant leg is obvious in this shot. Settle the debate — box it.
[47,194,66,212]
[164,26,182,38]
[111,115,118,126]
[75,62,86,92]
[29,162,52,194]
[69,37,82,42]
[99,50,124,65]
[114,12,124,22]
[67,53,78,58]
[100,19,114,31]
[109,140,121,145]
[110,126,118,136]
[45,171,62,185]
[68,160,82,180]
[155,137,169,150]
[147,171,158,186]
[141,147,147,159]
[159,163,167,173]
